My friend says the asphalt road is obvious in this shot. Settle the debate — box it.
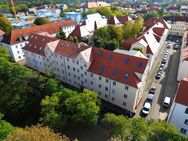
[135,40,180,120]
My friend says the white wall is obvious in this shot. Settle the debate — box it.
[168,103,188,136]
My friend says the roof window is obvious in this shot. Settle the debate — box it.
[99,66,104,73]
[113,70,117,75]
[125,73,129,78]
[124,58,129,64]
[137,62,143,67]
[108,54,112,60]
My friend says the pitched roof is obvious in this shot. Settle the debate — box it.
[88,48,148,88]
[152,27,165,36]
[5,19,77,45]
[81,2,110,9]
[116,16,131,24]
[54,40,89,58]
[175,78,188,106]
[69,25,90,39]
[22,34,58,56]
[107,16,120,25]
[0,29,5,36]
[123,38,138,50]
[144,18,170,29]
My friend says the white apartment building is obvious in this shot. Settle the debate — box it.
[168,78,188,136]
[123,18,170,70]
[23,33,149,113]
[0,19,77,62]
[178,31,188,81]
[164,16,188,36]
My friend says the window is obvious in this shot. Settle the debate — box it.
[99,77,102,80]
[73,67,75,71]
[90,73,93,77]
[184,119,188,125]
[180,128,187,134]
[105,87,108,91]
[125,73,129,78]
[113,70,117,75]
[105,95,108,98]
[81,74,83,77]
[67,65,70,69]
[18,56,21,59]
[77,61,79,65]
[90,81,93,85]
[105,79,109,83]
[98,92,101,95]
[80,66,83,70]
[123,102,126,106]
[113,81,116,86]
[67,58,69,61]
[85,79,87,82]
[124,94,127,98]
[77,76,80,80]
[84,64,87,67]
[125,86,129,90]
[17,51,20,54]
[77,69,79,72]
[99,66,104,73]
[85,72,87,75]
[98,84,102,88]
[68,73,70,76]
[124,58,129,64]
[112,89,115,94]
[185,108,188,114]
[111,97,115,101]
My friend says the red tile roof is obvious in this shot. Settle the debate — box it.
[5,19,77,45]
[107,16,119,25]
[153,27,165,36]
[22,34,58,56]
[123,38,138,50]
[116,16,130,24]
[0,29,5,36]
[88,48,148,88]
[175,78,188,106]
[69,25,82,40]
[144,18,169,29]
[54,40,89,58]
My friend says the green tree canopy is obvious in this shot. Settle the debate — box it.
[4,125,70,141]
[0,113,14,140]
[103,113,188,141]
[56,30,66,40]
[0,16,13,34]
[144,12,159,21]
[34,17,50,25]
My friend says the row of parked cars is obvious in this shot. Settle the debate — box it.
[142,86,156,115]
[155,48,169,80]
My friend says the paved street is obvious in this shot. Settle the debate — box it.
[135,40,181,120]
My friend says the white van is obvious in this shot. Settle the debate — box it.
[163,97,171,107]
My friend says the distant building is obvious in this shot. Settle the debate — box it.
[69,13,107,39]
[23,33,149,113]
[80,1,110,12]
[180,5,188,16]
[123,18,170,70]
[168,78,188,136]
[65,12,82,24]
[177,31,188,81]
[0,29,5,42]
[56,4,68,11]
[0,19,76,62]
[164,16,188,36]
[36,7,61,18]
[107,16,132,25]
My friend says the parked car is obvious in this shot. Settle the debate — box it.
[146,94,154,103]
[142,102,151,115]
[149,86,156,95]
[173,44,179,50]
[167,45,170,49]
[163,97,171,107]
[155,71,162,79]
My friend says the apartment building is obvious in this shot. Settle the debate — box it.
[123,18,170,70]
[168,78,188,136]
[164,16,188,37]
[178,31,188,81]
[0,19,77,62]
[23,33,149,113]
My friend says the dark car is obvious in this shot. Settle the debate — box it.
[149,86,156,95]
[173,44,179,50]
[155,71,162,79]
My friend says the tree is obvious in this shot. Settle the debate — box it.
[56,30,66,40]
[144,12,159,21]
[0,113,14,140]
[123,21,134,39]
[16,4,29,14]
[103,113,188,141]
[97,7,113,17]
[81,8,97,17]
[34,17,50,25]
[133,16,143,35]
[0,16,13,34]
[65,89,100,127]
[4,125,70,141]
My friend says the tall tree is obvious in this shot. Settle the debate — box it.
[123,21,134,39]
[34,17,50,25]
[0,17,13,34]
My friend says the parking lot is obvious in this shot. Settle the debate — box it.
[135,37,181,120]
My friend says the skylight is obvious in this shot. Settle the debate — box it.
[108,54,112,60]
[113,70,117,75]
[124,58,129,64]
[125,73,129,78]
[99,66,104,73]
[137,62,143,67]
